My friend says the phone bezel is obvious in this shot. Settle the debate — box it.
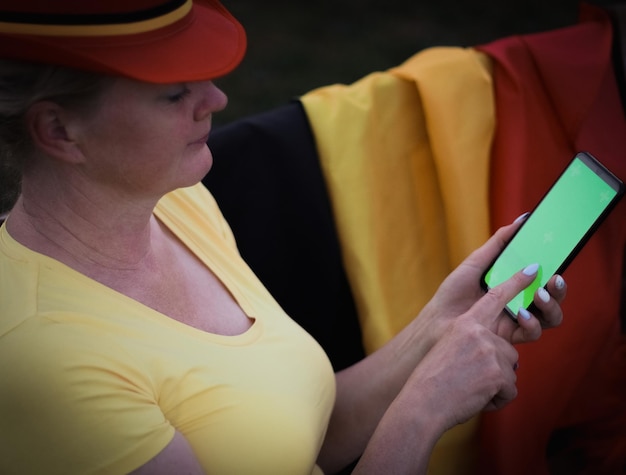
[480,151,625,320]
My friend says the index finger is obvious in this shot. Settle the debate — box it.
[470,263,540,330]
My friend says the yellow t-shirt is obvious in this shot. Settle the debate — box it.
[0,184,335,475]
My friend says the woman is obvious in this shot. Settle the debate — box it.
[0,1,566,474]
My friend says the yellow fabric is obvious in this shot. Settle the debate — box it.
[301,47,495,474]
[0,183,335,475]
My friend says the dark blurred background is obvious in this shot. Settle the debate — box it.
[214,0,582,126]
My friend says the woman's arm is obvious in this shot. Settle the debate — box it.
[129,431,205,475]
[352,315,519,475]
[317,219,566,473]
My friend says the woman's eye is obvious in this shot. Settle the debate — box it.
[168,86,191,103]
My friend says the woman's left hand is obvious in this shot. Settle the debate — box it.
[418,218,567,346]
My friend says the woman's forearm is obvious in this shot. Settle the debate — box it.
[316,313,436,473]
[351,394,443,475]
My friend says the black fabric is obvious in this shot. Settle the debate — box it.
[203,101,366,371]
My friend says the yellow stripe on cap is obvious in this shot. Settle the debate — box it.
[0,0,192,37]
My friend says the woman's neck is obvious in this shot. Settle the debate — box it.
[7,166,163,273]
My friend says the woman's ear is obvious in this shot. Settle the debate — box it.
[25,101,84,163]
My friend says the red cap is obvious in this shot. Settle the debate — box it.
[0,0,247,83]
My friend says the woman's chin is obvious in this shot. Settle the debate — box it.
[181,148,214,186]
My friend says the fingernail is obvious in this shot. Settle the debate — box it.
[537,287,550,303]
[518,307,532,320]
[555,275,565,290]
[514,212,530,224]
[522,263,540,276]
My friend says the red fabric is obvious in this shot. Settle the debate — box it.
[475,4,626,474]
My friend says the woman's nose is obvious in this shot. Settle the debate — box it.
[194,81,228,120]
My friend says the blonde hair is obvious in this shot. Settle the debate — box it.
[0,60,112,214]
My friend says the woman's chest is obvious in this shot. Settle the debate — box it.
[136,312,336,474]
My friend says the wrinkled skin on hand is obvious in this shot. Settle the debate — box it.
[400,316,520,431]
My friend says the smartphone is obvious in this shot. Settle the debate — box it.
[481,151,624,320]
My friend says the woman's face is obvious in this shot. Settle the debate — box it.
[72,78,228,199]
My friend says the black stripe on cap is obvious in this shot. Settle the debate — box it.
[0,0,187,26]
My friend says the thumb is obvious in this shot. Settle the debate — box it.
[473,263,540,330]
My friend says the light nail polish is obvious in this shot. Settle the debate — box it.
[555,275,565,290]
[518,307,532,320]
[522,263,540,276]
[514,212,530,224]
[538,288,550,303]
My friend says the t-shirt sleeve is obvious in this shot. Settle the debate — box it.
[0,316,174,475]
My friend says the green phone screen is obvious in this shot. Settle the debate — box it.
[483,154,620,316]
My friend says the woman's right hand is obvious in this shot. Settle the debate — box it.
[354,263,540,474]
[399,260,541,431]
